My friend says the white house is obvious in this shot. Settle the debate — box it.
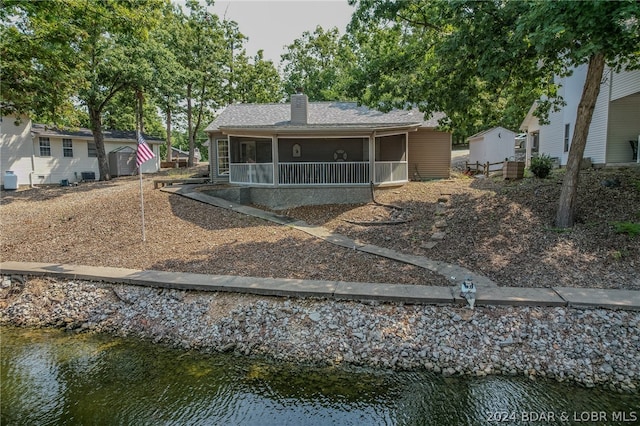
[1,115,164,187]
[520,64,640,167]
[467,126,517,171]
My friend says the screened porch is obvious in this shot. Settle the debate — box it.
[227,134,408,186]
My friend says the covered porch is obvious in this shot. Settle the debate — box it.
[227,132,409,186]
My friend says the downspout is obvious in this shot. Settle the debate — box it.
[29,134,37,188]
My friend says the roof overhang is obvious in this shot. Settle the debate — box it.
[31,129,165,144]
[212,123,423,138]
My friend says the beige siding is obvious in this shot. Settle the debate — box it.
[408,129,451,179]
[607,92,640,163]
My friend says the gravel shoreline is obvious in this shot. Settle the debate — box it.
[2,276,638,393]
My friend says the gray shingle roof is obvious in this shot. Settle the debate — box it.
[31,124,165,144]
[206,102,444,132]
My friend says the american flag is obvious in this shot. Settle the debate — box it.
[136,133,155,168]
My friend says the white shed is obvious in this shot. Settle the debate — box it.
[467,127,516,171]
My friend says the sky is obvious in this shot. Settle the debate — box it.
[207,0,355,64]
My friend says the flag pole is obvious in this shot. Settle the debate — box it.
[136,90,146,243]
[137,129,146,243]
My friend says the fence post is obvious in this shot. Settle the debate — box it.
[485,161,490,177]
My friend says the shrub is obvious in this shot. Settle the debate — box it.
[530,154,554,178]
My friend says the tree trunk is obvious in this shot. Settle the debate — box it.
[166,104,172,162]
[89,107,110,181]
[555,52,605,228]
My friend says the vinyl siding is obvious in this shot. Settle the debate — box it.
[610,68,640,101]
[1,115,34,185]
[582,75,610,164]
[539,94,565,163]
[534,66,640,166]
[607,92,640,163]
[408,129,451,179]
[468,127,515,169]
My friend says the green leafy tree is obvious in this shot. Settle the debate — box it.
[2,0,164,180]
[1,0,83,125]
[235,50,284,103]
[174,0,229,167]
[515,1,640,227]
[281,26,356,101]
[348,0,542,137]
[349,0,640,227]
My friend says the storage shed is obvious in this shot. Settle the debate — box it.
[467,127,516,171]
[108,146,137,177]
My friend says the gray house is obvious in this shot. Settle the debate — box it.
[205,94,451,208]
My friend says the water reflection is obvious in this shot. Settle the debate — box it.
[2,327,638,426]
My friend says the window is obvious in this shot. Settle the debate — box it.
[39,137,51,157]
[217,139,229,175]
[88,142,97,158]
[564,123,571,153]
[63,139,73,157]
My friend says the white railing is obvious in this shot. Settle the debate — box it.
[279,162,370,185]
[229,163,274,185]
[374,161,408,184]
[229,161,408,186]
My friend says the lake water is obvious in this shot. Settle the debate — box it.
[2,326,638,425]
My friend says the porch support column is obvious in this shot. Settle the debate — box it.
[369,133,375,184]
[272,136,279,187]
[404,132,409,181]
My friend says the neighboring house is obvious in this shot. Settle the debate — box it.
[205,94,451,208]
[467,126,516,171]
[0,115,164,187]
[520,64,640,167]
[170,146,201,163]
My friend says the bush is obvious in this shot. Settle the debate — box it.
[530,154,554,178]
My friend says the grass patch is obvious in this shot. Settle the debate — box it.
[544,226,572,233]
[611,221,640,237]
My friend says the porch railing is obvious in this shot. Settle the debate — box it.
[279,162,369,185]
[229,163,274,185]
[229,161,408,186]
[374,161,408,184]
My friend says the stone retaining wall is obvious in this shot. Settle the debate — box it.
[1,276,638,393]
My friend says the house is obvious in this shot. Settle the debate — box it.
[1,115,164,187]
[467,126,516,171]
[204,94,451,208]
[520,64,640,167]
[171,146,201,163]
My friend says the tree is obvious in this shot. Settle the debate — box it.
[1,0,83,125]
[347,0,543,137]
[348,0,640,227]
[281,26,356,101]
[515,1,640,227]
[235,50,284,103]
[2,0,164,181]
[172,0,229,167]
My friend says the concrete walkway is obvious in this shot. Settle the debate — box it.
[1,261,639,310]
[3,184,638,311]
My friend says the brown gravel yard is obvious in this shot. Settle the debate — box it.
[1,165,639,290]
